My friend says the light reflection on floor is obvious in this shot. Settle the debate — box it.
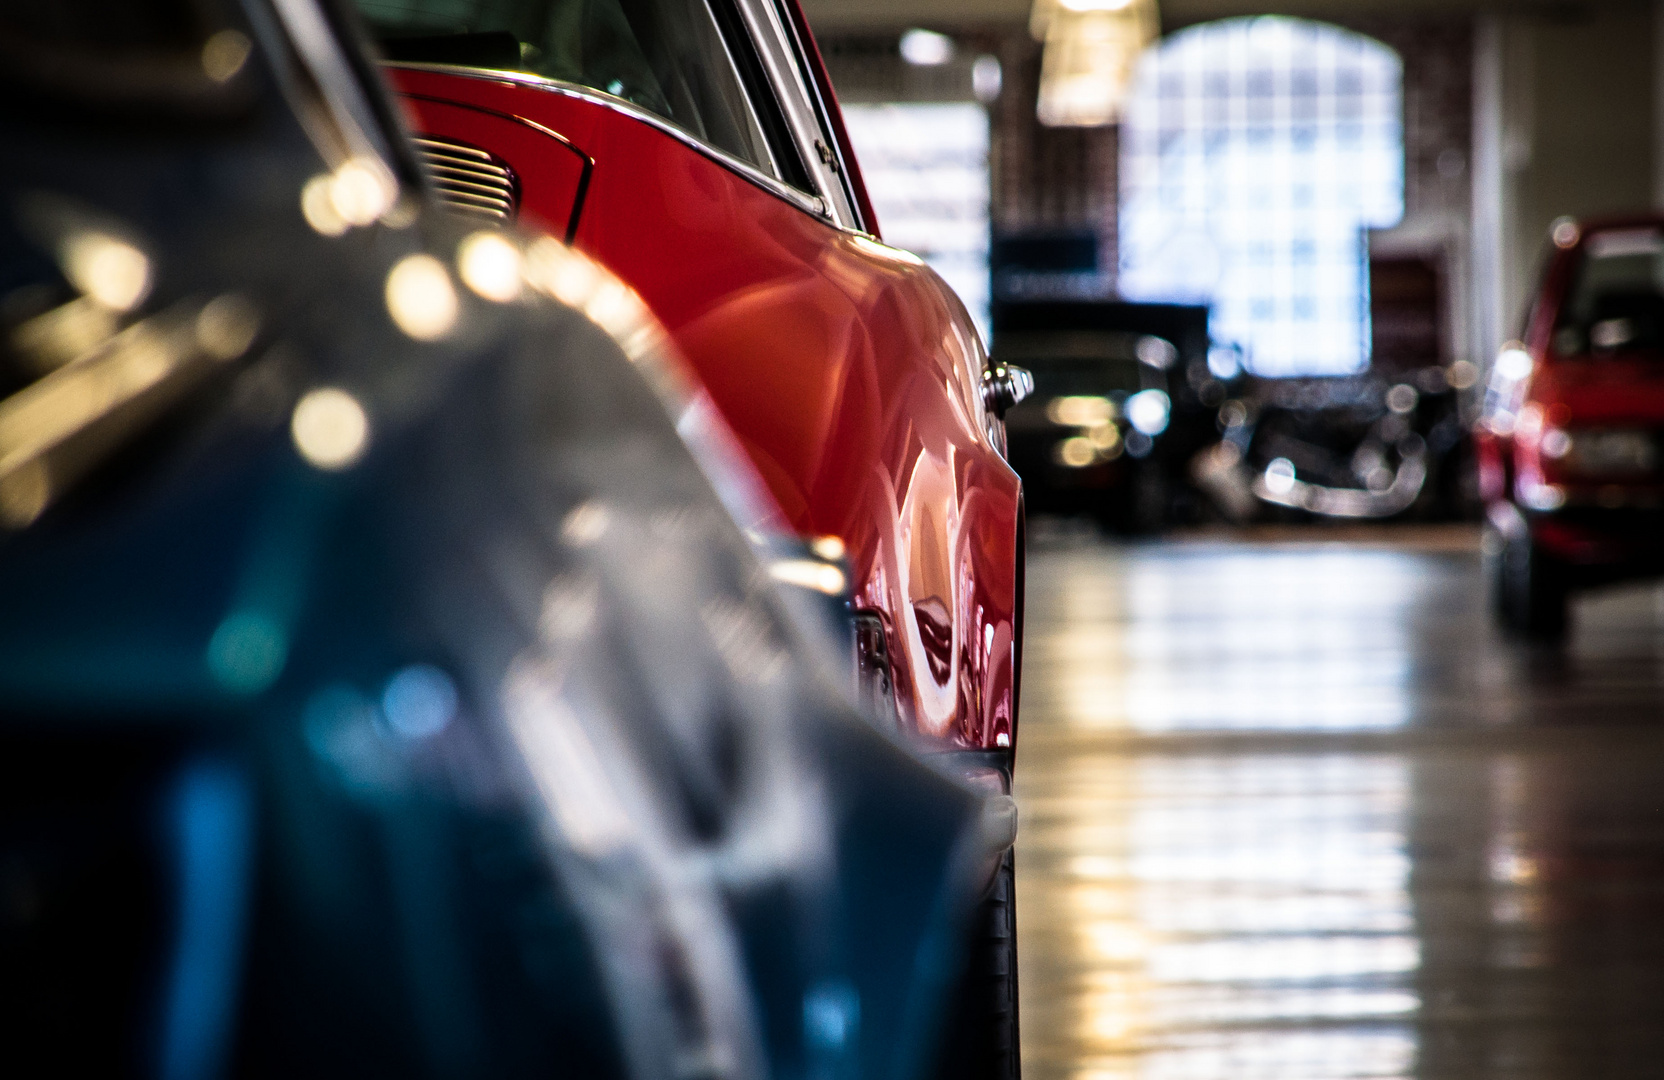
[1016,527,1664,1080]
[1028,544,1438,731]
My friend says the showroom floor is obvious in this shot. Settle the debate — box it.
[1014,525,1664,1080]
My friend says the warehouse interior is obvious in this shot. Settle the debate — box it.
[802,2,1664,1077]
[10,2,1664,1076]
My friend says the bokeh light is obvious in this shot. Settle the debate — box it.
[62,232,151,311]
[457,231,524,302]
[290,387,369,470]
[384,253,458,341]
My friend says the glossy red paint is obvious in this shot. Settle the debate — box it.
[388,66,1023,751]
[1477,214,1664,571]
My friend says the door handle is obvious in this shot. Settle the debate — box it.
[981,364,1033,419]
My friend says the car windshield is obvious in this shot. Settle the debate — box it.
[1556,227,1664,355]
[354,0,782,178]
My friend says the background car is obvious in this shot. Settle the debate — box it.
[1193,368,1465,524]
[1477,215,1664,639]
[0,2,992,1077]
[992,299,1214,533]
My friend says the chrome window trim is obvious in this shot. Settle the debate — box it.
[383,62,827,219]
[699,0,785,181]
[764,0,869,233]
[728,0,860,229]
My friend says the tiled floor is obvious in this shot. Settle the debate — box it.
[1015,525,1664,1080]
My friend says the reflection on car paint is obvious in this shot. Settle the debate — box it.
[378,38,1024,751]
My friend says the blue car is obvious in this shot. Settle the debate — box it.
[0,3,991,1078]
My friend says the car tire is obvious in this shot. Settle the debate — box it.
[1496,531,1569,640]
[1490,525,1517,622]
[1130,466,1169,535]
[933,849,1020,1080]
[1095,465,1167,536]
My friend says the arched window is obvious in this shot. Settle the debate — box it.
[1118,18,1403,377]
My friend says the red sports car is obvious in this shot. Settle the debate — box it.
[352,2,1026,765]
[349,1,1027,1072]
[1478,215,1664,638]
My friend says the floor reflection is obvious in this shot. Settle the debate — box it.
[1016,527,1664,1080]
[1032,546,1436,732]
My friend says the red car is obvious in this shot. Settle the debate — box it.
[355,0,1025,755]
[350,0,1026,1072]
[1478,215,1664,638]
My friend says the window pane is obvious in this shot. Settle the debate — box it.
[355,0,782,179]
[1119,17,1403,377]
[1556,229,1664,354]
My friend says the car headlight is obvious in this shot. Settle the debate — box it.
[1125,389,1170,436]
[1558,428,1657,475]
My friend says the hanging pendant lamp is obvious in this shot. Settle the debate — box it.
[1033,0,1159,127]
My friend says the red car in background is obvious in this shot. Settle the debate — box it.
[1479,215,1664,639]
[349,0,1027,1074]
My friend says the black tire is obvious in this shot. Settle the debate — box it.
[933,850,1020,1080]
[1094,465,1167,537]
[1483,527,1509,623]
[1495,531,1569,640]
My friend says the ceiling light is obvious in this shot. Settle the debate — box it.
[972,55,1003,102]
[1034,0,1158,126]
[900,29,954,66]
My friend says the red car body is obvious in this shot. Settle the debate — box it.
[367,3,1024,753]
[1478,214,1664,635]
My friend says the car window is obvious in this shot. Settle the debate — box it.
[354,0,803,185]
[1555,228,1664,356]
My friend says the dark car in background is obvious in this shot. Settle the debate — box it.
[1478,215,1664,639]
[0,3,991,1077]
[1192,367,1467,523]
[992,299,1219,532]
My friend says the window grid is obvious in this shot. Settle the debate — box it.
[1118,18,1403,377]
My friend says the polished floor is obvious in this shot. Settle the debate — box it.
[1014,524,1664,1080]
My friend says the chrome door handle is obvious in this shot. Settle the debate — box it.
[981,364,1033,419]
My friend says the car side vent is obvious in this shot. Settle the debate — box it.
[413,135,518,221]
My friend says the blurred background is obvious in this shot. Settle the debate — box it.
[806,1,1664,1077]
